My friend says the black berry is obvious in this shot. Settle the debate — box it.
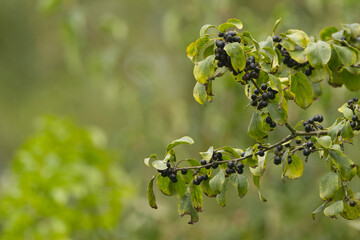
[251,94,257,100]
[216,40,225,48]
[227,161,235,169]
[274,156,282,165]
[260,83,268,91]
[306,141,314,148]
[181,169,188,175]
[351,121,357,128]
[303,148,311,156]
[287,155,292,164]
[295,139,302,144]
[265,116,272,124]
[304,124,311,132]
[353,97,359,102]
[352,115,358,121]
[202,174,209,181]
[350,200,356,207]
[169,173,177,183]
[276,145,283,152]
[270,121,276,128]
[257,150,265,157]
[193,178,201,185]
[200,159,207,165]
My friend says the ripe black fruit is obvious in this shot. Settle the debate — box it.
[200,159,207,165]
[218,32,224,37]
[226,168,232,175]
[181,169,188,175]
[270,121,276,128]
[318,115,324,122]
[243,73,251,81]
[265,116,272,124]
[212,163,219,169]
[261,92,269,100]
[351,121,357,128]
[236,168,244,174]
[305,136,311,140]
[193,178,201,185]
[251,100,258,106]
[308,118,314,124]
[295,139,302,144]
[306,141,313,148]
[202,174,209,181]
[237,163,244,169]
[305,68,312,76]
[227,161,235,169]
[353,97,359,102]
[276,145,283,152]
[350,200,356,207]
[272,35,281,42]
[287,155,292,164]
[233,37,241,43]
[352,115,358,121]
[251,94,257,100]
[257,150,265,157]
[250,71,258,79]
[258,100,268,108]
[254,89,260,95]
[260,83,267,91]
[313,115,320,122]
[274,156,282,165]
[169,173,177,183]
[249,63,256,70]
[304,124,311,132]
[217,61,225,67]
[216,40,225,48]
[248,56,255,63]
[348,99,354,105]
[216,152,223,160]
[303,148,311,156]
[212,153,218,160]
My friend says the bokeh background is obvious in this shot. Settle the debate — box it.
[0,0,360,239]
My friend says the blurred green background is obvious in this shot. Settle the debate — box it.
[0,0,360,239]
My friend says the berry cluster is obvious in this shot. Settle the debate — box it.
[225,161,244,175]
[250,83,277,110]
[215,31,241,75]
[302,140,316,157]
[278,47,313,76]
[347,97,359,129]
[158,162,178,183]
[242,56,261,81]
[265,115,277,129]
[273,144,293,165]
[303,114,324,133]
[193,173,209,185]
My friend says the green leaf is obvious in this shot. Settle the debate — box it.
[288,47,307,64]
[253,175,267,202]
[152,160,168,170]
[247,112,268,142]
[186,36,210,62]
[171,175,187,198]
[341,121,354,141]
[209,171,225,194]
[341,198,360,220]
[309,67,329,83]
[319,172,340,201]
[144,154,157,167]
[181,169,194,184]
[193,82,209,105]
[306,41,331,68]
[285,29,311,48]
[230,174,249,198]
[216,178,228,207]
[338,103,353,120]
[331,44,357,66]
[249,154,266,177]
[178,192,199,224]
[224,42,246,72]
[201,179,217,197]
[199,24,216,38]
[190,184,203,212]
[218,18,243,32]
[343,23,360,38]
[242,31,260,52]
[319,27,339,41]
[315,136,332,149]
[324,201,344,218]
[200,146,214,161]
[272,18,282,34]
[147,175,158,209]
[167,136,194,151]
[328,48,342,71]
[193,55,216,84]
[329,149,357,181]
[290,72,313,109]
[312,203,326,220]
[203,44,214,59]
[268,94,288,125]
[157,174,173,196]
[284,154,304,179]
[341,67,360,91]
[218,146,241,158]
